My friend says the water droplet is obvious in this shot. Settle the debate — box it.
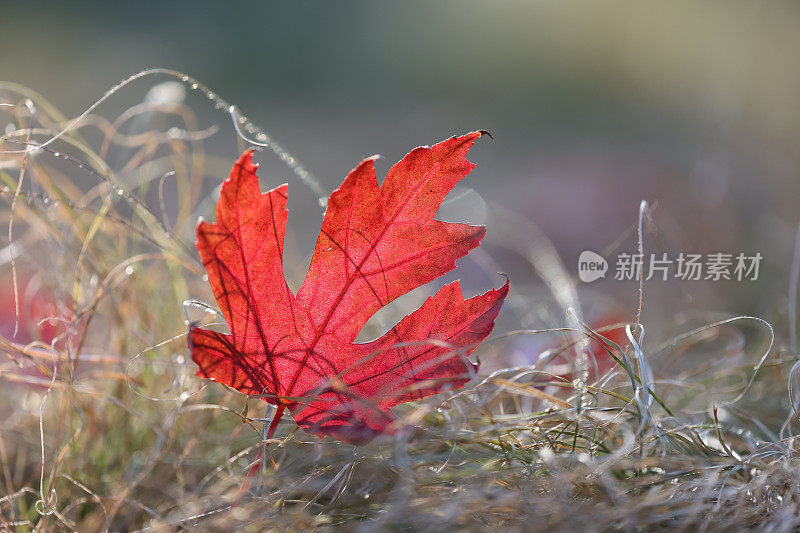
[53,152,60,157]
[181,75,189,82]
[256,133,267,142]
[117,188,124,196]
[190,83,199,90]
[125,265,135,275]
[207,92,216,100]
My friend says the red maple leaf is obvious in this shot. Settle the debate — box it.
[189,132,508,444]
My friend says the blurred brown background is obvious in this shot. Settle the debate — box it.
[2,0,799,351]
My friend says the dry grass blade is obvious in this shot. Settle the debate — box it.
[0,70,797,532]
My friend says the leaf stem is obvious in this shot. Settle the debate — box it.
[233,405,285,507]
[266,405,285,440]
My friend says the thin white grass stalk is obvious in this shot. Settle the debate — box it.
[789,221,800,354]
[635,200,650,327]
[0,68,324,205]
[8,99,35,338]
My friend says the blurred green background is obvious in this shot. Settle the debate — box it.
[3,0,800,338]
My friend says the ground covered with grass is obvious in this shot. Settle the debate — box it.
[0,72,798,532]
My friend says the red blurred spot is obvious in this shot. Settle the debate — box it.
[0,275,63,345]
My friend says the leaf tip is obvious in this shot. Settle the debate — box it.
[226,150,259,186]
[485,275,511,303]
[354,155,380,174]
[244,150,259,171]
[497,275,510,296]
[496,272,510,288]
